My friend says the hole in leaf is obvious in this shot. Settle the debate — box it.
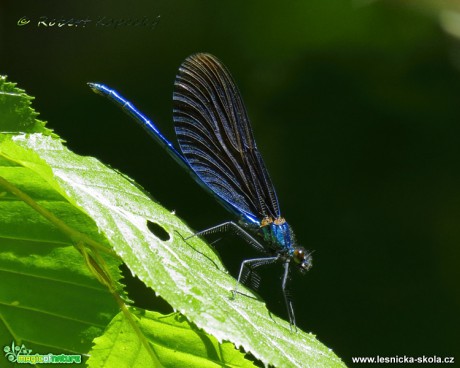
[147,221,170,241]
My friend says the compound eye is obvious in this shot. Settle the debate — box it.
[293,248,305,264]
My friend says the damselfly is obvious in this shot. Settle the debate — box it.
[89,53,313,327]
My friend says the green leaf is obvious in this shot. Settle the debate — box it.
[0,76,121,364]
[88,310,257,368]
[0,75,52,135]
[0,76,346,367]
[0,153,121,358]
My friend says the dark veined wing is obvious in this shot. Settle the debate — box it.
[173,53,280,222]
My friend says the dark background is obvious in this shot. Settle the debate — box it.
[1,0,459,365]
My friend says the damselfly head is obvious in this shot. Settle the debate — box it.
[292,247,312,274]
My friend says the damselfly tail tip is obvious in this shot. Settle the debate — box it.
[87,82,105,96]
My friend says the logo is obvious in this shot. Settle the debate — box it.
[3,341,82,364]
